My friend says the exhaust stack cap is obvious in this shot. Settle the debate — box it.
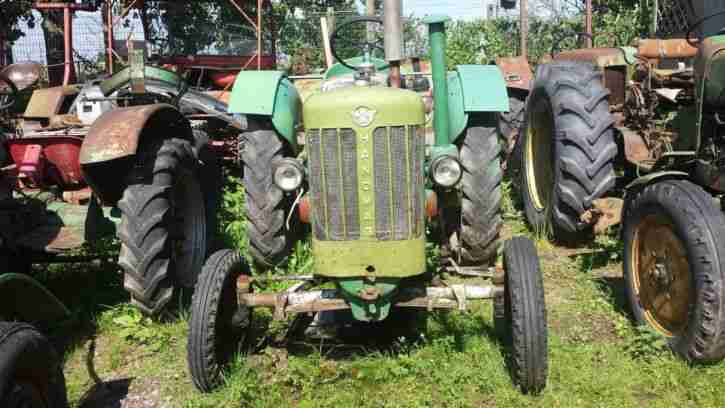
[383,0,404,62]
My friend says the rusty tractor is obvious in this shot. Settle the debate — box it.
[518,3,725,363]
[0,46,251,315]
[186,0,548,396]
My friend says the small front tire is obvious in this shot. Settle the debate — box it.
[187,249,252,393]
[501,237,548,394]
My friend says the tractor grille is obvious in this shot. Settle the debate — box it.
[307,126,424,241]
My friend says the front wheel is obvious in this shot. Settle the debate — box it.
[187,250,253,392]
[500,237,547,394]
[0,322,68,408]
[623,179,725,363]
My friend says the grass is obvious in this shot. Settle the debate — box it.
[35,179,725,407]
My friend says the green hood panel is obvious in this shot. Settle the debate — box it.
[313,238,426,278]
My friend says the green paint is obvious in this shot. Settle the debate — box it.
[428,18,451,147]
[446,71,469,142]
[99,65,182,96]
[229,71,301,148]
[338,278,399,321]
[0,273,70,328]
[312,238,426,278]
[455,65,509,112]
[324,57,390,79]
[304,85,425,246]
[712,35,725,45]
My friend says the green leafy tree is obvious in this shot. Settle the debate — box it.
[0,0,35,63]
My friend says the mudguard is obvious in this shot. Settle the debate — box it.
[625,171,689,190]
[228,71,302,149]
[448,65,509,142]
[0,274,71,329]
[79,104,193,204]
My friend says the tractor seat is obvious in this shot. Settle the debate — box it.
[637,39,698,60]
[0,63,42,91]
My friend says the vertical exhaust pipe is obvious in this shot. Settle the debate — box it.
[424,15,451,146]
[383,0,403,87]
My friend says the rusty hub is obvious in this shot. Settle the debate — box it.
[631,214,691,337]
[525,99,555,212]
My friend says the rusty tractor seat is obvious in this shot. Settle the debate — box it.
[637,39,698,59]
[0,63,42,91]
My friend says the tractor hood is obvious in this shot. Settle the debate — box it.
[554,47,637,68]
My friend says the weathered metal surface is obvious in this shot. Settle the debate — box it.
[579,198,623,234]
[239,284,501,318]
[621,127,651,165]
[23,86,79,119]
[554,47,629,69]
[496,56,533,91]
[79,104,190,165]
[637,39,698,59]
[0,63,42,91]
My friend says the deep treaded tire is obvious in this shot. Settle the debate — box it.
[0,322,68,408]
[241,129,295,268]
[623,180,725,363]
[456,117,503,265]
[119,138,208,315]
[519,61,617,241]
[188,249,251,392]
[501,237,548,394]
[193,130,222,253]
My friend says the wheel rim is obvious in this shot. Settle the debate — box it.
[525,100,555,212]
[630,214,691,337]
[171,171,206,285]
[4,380,46,408]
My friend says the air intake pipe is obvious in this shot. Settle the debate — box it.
[424,15,451,146]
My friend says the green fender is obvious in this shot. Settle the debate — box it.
[625,171,689,190]
[0,273,71,329]
[447,65,509,142]
[228,71,302,150]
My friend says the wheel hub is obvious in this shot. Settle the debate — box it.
[525,101,555,213]
[631,214,691,337]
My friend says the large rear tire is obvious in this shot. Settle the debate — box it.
[623,179,725,363]
[450,116,503,265]
[499,93,526,172]
[519,61,617,242]
[0,322,68,408]
[500,237,548,394]
[241,128,296,269]
[187,249,252,392]
[119,138,209,316]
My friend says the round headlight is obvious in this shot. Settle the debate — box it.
[273,159,304,192]
[431,155,462,188]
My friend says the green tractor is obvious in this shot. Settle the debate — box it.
[518,2,725,362]
[186,0,548,395]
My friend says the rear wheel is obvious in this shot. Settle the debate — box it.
[623,180,725,363]
[187,249,253,392]
[0,322,68,408]
[500,237,547,394]
[119,138,209,315]
[519,61,616,242]
[499,93,526,172]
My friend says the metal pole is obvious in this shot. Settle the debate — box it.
[63,5,75,85]
[585,0,593,48]
[520,0,528,60]
[106,2,114,75]
[367,0,376,42]
[384,0,403,88]
[427,17,451,146]
[257,0,262,69]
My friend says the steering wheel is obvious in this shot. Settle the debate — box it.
[551,31,593,56]
[0,74,18,111]
[330,16,390,71]
[686,10,725,47]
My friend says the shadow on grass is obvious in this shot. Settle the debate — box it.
[593,275,630,318]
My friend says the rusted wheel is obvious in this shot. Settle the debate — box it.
[0,322,68,408]
[624,179,725,363]
[187,249,252,393]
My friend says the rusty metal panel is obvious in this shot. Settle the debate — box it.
[0,63,42,91]
[23,86,79,119]
[79,104,190,165]
[637,39,698,59]
[496,56,533,91]
[554,48,628,69]
[604,66,627,107]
